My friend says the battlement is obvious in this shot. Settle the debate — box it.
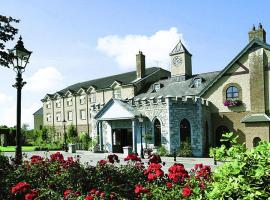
[128,95,209,107]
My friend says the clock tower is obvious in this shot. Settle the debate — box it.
[170,40,192,79]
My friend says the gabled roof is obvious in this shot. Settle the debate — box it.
[199,38,270,97]
[95,99,141,120]
[56,67,169,95]
[33,107,43,115]
[134,71,219,100]
[169,40,191,56]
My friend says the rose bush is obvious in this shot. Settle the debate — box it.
[1,140,269,199]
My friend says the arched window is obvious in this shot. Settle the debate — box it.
[215,126,230,147]
[180,119,191,143]
[226,86,239,100]
[154,119,161,146]
[253,137,261,147]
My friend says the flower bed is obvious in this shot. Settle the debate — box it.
[1,141,269,199]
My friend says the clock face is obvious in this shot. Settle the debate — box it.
[173,56,182,66]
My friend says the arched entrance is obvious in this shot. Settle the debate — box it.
[154,119,161,146]
[215,126,230,147]
[180,119,191,143]
[253,137,261,147]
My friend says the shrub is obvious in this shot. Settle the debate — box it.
[206,141,270,199]
[177,141,192,157]
[157,145,168,156]
[79,132,91,150]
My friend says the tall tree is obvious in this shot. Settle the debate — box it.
[0,15,19,67]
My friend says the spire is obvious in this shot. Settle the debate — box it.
[169,40,191,56]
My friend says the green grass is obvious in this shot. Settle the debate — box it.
[0,146,37,152]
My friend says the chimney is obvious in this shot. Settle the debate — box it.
[136,51,145,79]
[248,23,266,42]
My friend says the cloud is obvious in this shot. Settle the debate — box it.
[0,92,13,103]
[0,101,41,128]
[25,66,64,92]
[97,27,185,70]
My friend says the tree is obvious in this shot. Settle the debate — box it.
[0,15,19,67]
[67,124,77,143]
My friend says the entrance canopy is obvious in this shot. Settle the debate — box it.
[95,99,141,120]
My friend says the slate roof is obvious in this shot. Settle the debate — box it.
[134,71,220,100]
[33,107,43,116]
[170,40,191,56]
[45,67,169,98]
[241,113,270,123]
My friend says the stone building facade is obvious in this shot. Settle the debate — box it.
[35,24,270,156]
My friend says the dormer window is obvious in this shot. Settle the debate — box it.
[113,88,121,99]
[79,95,86,105]
[46,102,51,109]
[154,84,161,92]
[67,98,73,106]
[226,86,239,100]
[56,100,61,108]
[89,92,96,103]
[191,77,202,88]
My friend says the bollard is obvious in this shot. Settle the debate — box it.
[173,148,176,162]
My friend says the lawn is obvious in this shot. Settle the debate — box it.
[0,146,36,152]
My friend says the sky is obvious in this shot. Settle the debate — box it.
[1,0,270,128]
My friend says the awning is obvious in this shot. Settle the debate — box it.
[94,99,141,121]
[241,113,270,123]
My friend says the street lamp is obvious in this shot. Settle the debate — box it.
[138,114,144,159]
[9,36,32,164]
[62,119,68,152]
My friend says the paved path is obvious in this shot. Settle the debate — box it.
[3,150,219,172]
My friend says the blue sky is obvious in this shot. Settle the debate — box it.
[1,0,270,127]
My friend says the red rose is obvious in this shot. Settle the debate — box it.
[166,182,173,188]
[85,194,94,200]
[98,159,107,166]
[64,189,73,199]
[182,187,192,197]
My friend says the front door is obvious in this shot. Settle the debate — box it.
[112,128,132,153]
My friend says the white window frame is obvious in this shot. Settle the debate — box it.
[67,98,73,106]
[46,114,51,122]
[56,100,61,108]
[56,112,61,122]
[46,102,51,109]
[113,88,121,99]
[79,95,86,105]
[80,109,86,120]
[89,92,96,103]
[68,111,73,121]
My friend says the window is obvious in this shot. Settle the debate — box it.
[67,98,73,106]
[68,111,73,121]
[113,88,121,99]
[56,100,61,108]
[226,86,239,100]
[253,137,261,147]
[79,95,86,105]
[89,92,96,103]
[56,112,61,122]
[46,114,51,122]
[194,78,202,88]
[154,84,161,92]
[46,102,51,109]
[80,110,86,120]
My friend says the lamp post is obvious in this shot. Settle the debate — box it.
[138,114,144,159]
[62,119,68,152]
[9,36,32,165]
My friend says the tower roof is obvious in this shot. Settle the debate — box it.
[169,40,191,56]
